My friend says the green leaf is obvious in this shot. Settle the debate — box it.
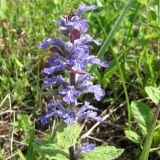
[145,86,160,105]
[131,101,153,136]
[138,0,147,6]
[15,58,24,68]
[125,130,141,144]
[33,140,69,160]
[0,0,6,18]
[153,120,160,146]
[17,149,26,160]
[79,146,124,160]
[54,122,82,149]
[89,0,136,73]
[102,53,124,87]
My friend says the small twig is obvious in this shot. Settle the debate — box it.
[86,135,105,143]
[0,110,13,116]
[51,118,56,137]
[81,91,124,133]
[10,111,15,155]
[150,146,160,152]
[13,140,28,146]
[0,94,12,109]
[81,104,123,139]
[35,129,47,136]
[6,152,17,160]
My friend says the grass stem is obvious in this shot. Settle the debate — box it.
[139,101,160,160]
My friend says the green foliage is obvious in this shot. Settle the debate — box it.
[15,114,34,143]
[125,130,141,144]
[33,122,81,159]
[131,101,153,136]
[0,147,5,160]
[17,149,26,160]
[139,101,160,160]
[0,0,6,18]
[145,86,160,105]
[33,140,69,160]
[138,0,147,6]
[54,122,82,149]
[153,121,160,147]
[26,127,35,160]
[79,146,124,160]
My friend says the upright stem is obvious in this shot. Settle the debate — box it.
[70,72,76,86]
[139,101,160,160]
[69,71,76,160]
[69,146,76,160]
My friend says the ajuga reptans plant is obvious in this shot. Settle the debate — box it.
[37,2,123,160]
[40,3,107,126]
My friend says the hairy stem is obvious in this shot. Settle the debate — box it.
[69,71,76,160]
[69,147,76,160]
[70,72,76,86]
[139,101,160,160]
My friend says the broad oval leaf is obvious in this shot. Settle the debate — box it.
[145,86,160,105]
[79,146,124,160]
[131,101,153,136]
[33,140,69,160]
[125,130,141,144]
[54,122,82,149]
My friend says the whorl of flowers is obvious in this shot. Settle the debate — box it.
[39,2,108,126]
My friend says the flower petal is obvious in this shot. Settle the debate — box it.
[85,56,108,67]
[75,143,95,157]
[76,2,97,17]
[79,101,98,113]
[39,38,65,51]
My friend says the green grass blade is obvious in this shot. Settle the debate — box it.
[26,127,35,160]
[111,48,131,129]
[139,101,160,160]
[17,149,26,160]
[89,0,136,73]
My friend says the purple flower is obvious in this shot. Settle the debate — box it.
[75,34,101,46]
[59,86,79,103]
[85,55,108,67]
[40,2,107,128]
[67,58,86,71]
[40,101,76,125]
[67,55,108,72]
[42,75,67,88]
[54,16,89,37]
[76,101,103,122]
[75,143,95,157]
[54,5,93,36]
[43,54,64,75]
[40,101,103,125]
[70,34,101,57]
[40,110,57,125]
[76,2,97,17]
[77,101,103,123]
[71,18,89,32]
[77,81,105,101]
[76,75,93,84]
[88,84,105,101]
[71,43,90,56]
[54,3,97,39]
[39,38,65,51]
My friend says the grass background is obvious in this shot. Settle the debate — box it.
[0,0,159,159]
